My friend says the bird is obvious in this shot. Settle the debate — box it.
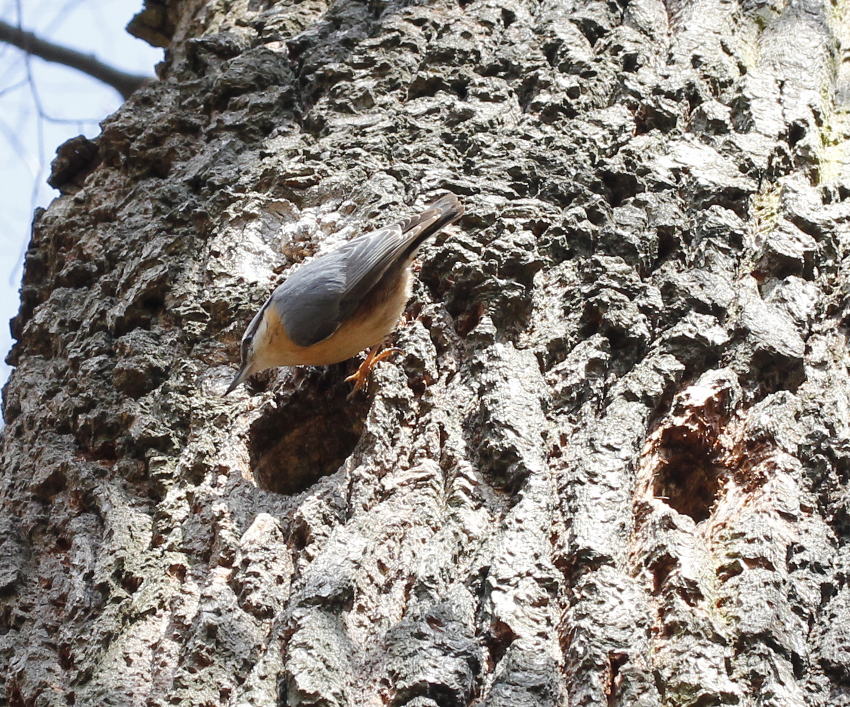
[225,193,464,395]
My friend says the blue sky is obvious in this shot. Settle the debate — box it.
[0,0,161,386]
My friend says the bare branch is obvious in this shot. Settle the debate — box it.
[0,18,151,99]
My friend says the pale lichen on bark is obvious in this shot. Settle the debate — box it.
[2,0,850,704]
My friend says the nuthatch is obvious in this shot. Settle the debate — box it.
[225,193,463,395]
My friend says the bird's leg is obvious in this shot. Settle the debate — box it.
[345,345,402,396]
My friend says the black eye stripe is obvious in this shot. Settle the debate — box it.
[240,297,271,360]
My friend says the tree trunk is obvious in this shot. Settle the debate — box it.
[3,0,850,704]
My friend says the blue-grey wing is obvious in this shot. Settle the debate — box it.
[275,224,404,347]
[276,194,463,348]
[270,263,343,347]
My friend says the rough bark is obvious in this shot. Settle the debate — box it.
[2,0,850,705]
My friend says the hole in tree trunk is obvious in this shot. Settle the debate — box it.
[653,427,722,523]
[248,370,368,494]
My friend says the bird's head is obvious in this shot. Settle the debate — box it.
[224,307,267,395]
[225,332,257,395]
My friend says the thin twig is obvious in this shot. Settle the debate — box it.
[13,0,46,212]
[0,112,36,176]
[0,76,27,98]
[0,17,150,98]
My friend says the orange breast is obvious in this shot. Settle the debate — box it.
[254,268,412,370]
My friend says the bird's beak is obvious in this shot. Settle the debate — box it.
[224,362,252,396]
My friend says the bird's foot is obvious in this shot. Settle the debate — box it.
[345,347,402,397]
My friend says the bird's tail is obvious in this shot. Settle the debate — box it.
[398,193,464,260]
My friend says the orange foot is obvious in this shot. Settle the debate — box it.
[345,346,402,397]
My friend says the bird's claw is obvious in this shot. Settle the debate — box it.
[345,347,402,397]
